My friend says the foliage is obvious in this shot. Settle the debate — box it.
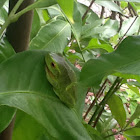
[0,0,140,139]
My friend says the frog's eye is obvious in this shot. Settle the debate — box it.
[51,62,56,68]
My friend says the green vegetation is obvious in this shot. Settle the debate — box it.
[0,0,140,139]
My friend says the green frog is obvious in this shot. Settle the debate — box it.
[45,52,77,108]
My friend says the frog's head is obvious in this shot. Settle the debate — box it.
[45,52,67,85]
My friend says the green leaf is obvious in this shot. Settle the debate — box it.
[30,20,71,53]
[0,0,6,9]
[81,19,103,39]
[71,2,82,41]
[107,94,126,128]
[95,1,122,13]
[0,50,92,139]
[0,6,8,26]
[80,36,140,87]
[125,127,140,136]
[84,38,114,52]
[0,106,16,133]
[0,38,15,63]
[56,0,74,23]
[47,4,62,18]
[77,2,99,22]
[100,19,119,39]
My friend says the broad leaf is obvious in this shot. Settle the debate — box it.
[30,20,71,53]
[0,50,92,139]
[12,110,49,140]
[107,94,126,128]
[95,1,122,13]
[80,36,140,87]
[0,106,16,133]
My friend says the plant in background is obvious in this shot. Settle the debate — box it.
[0,0,140,140]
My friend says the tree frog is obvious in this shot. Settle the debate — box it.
[45,52,77,108]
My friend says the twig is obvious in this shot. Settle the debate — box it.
[93,81,122,127]
[88,77,122,125]
[137,25,140,35]
[116,2,123,32]
[128,3,134,17]
[104,126,136,138]
[100,6,105,19]
[128,3,137,16]
[82,0,95,20]
[83,79,107,120]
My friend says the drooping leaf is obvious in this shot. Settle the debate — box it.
[107,94,126,128]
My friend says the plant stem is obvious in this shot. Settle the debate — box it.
[88,77,122,125]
